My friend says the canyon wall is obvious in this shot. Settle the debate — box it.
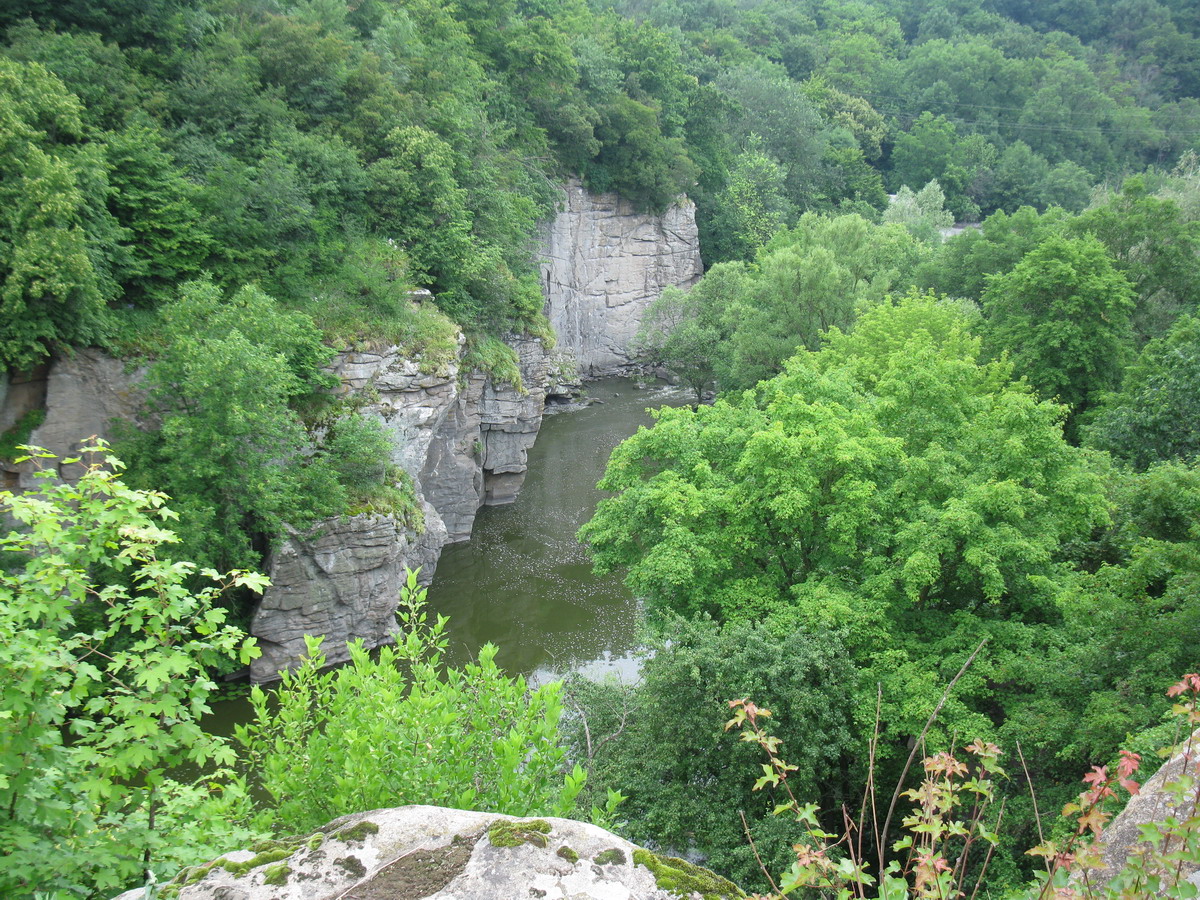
[0,181,703,681]
[541,179,703,376]
[250,337,549,680]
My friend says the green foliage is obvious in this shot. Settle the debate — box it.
[1071,178,1200,345]
[463,334,525,390]
[1086,313,1200,468]
[0,58,112,370]
[0,444,262,898]
[888,113,995,220]
[882,181,955,243]
[292,238,459,367]
[730,674,1200,900]
[714,213,924,390]
[236,570,585,835]
[982,233,1135,432]
[115,279,343,572]
[583,292,1106,625]
[707,134,795,260]
[0,408,44,462]
[635,271,738,401]
[920,205,1071,301]
[566,617,857,889]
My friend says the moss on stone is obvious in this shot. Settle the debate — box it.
[335,855,368,878]
[263,862,291,886]
[556,845,580,864]
[222,847,294,877]
[306,832,326,851]
[632,849,745,900]
[249,837,295,854]
[594,847,627,865]
[335,820,380,843]
[487,818,552,848]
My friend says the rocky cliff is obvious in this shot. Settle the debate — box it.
[1,350,143,492]
[541,179,703,376]
[1,181,703,681]
[250,336,548,681]
[112,806,744,900]
[253,183,702,680]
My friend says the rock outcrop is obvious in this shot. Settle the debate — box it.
[1,350,143,491]
[541,179,703,376]
[251,337,548,681]
[1088,729,1200,892]
[113,806,744,900]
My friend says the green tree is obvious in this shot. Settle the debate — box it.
[567,617,858,891]
[0,58,112,370]
[888,113,995,220]
[635,264,749,401]
[0,444,262,898]
[237,571,585,835]
[116,279,343,572]
[982,233,1135,432]
[882,180,955,243]
[581,292,1106,624]
[1072,177,1200,344]
[1086,312,1200,468]
[920,204,1071,300]
[719,213,922,389]
[707,134,795,260]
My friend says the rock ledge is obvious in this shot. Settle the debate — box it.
[115,806,744,900]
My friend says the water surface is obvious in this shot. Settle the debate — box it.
[426,377,688,683]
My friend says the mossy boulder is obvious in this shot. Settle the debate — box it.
[110,805,745,899]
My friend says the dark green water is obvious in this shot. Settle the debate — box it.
[205,378,686,729]
[426,377,688,684]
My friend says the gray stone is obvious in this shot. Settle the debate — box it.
[541,179,703,376]
[1086,728,1200,892]
[250,515,411,681]
[1,350,143,490]
[252,336,550,680]
[112,806,743,900]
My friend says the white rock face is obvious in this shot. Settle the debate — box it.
[111,806,743,900]
[541,179,703,376]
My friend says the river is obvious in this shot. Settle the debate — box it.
[204,377,687,732]
[425,376,689,683]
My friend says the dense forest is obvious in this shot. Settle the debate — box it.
[3,0,1200,896]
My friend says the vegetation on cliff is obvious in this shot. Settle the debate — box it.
[3,0,1200,896]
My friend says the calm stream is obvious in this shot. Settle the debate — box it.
[426,377,689,683]
[205,377,686,731]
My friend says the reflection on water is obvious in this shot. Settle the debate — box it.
[202,378,684,737]
[426,377,689,679]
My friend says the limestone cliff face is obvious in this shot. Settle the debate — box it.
[541,179,703,376]
[251,337,548,681]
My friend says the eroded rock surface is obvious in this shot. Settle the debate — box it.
[252,337,548,681]
[541,179,703,376]
[1,350,143,490]
[113,806,744,900]
[1088,729,1200,892]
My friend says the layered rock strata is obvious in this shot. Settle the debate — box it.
[251,337,549,681]
[2,182,703,680]
[541,179,703,376]
[112,805,744,900]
